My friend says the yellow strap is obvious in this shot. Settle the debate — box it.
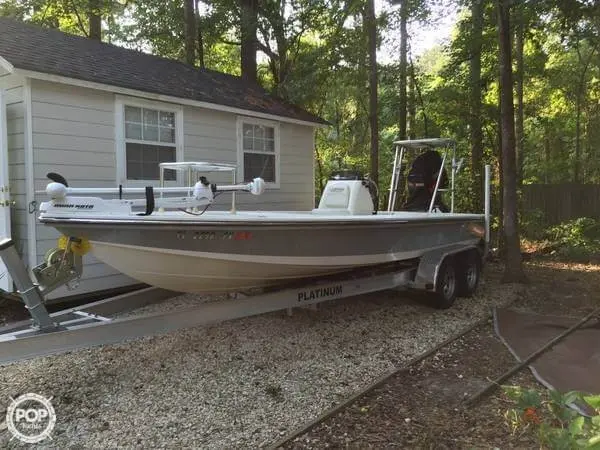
[57,235,91,256]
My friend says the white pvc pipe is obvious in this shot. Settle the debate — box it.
[387,146,399,211]
[36,186,193,195]
[484,164,491,246]
[428,149,447,213]
[35,182,257,197]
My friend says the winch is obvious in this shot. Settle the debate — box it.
[31,236,87,295]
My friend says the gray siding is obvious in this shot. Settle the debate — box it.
[184,106,314,211]
[276,122,315,210]
[30,79,134,297]
[0,74,27,264]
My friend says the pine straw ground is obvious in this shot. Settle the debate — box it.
[284,258,600,449]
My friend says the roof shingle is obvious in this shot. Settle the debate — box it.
[0,18,327,125]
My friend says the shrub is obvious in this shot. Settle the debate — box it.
[503,386,600,449]
[545,218,600,262]
[520,208,548,241]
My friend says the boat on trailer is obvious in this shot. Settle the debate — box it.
[36,139,486,296]
[0,138,491,365]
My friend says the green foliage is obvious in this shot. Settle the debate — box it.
[3,0,599,223]
[503,386,600,449]
[0,0,128,40]
[520,208,548,241]
[546,217,600,261]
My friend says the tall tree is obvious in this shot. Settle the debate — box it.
[572,37,598,182]
[196,0,205,67]
[240,0,258,82]
[407,63,416,139]
[88,0,102,40]
[184,0,197,65]
[469,0,484,209]
[513,2,525,185]
[365,0,379,186]
[398,0,408,139]
[497,0,526,282]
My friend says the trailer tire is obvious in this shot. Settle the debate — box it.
[456,250,482,298]
[432,257,457,309]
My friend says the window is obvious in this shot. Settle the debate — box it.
[239,119,279,185]
[123,105,178,181]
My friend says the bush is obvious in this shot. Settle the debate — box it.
[521,209,548,241]
[503,386,600,449]
[545,218,600,262]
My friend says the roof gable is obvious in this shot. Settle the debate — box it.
[0,18,327,126]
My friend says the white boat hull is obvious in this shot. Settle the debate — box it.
[91,241,435,293]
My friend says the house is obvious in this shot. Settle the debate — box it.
[0,18,327,299]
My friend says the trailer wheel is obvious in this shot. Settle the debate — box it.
[432,257,457,309]
[457,250,482,297]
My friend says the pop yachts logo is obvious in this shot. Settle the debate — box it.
[5,393,56,443]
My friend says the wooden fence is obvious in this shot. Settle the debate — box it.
[521,184,600,225]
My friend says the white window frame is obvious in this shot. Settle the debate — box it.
[115,95,184,187]
[236,116,280,189]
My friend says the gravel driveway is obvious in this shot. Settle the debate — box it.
[0,263,520,448]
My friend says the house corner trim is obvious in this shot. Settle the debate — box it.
[23,78,36,271]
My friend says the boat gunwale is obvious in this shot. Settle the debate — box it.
[38,214,485,229]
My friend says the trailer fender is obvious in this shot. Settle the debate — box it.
[410,243,479,291]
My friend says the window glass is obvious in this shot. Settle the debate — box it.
[241,122,277,183]
[159,111,175,128]
[265,139,275,152]
[126,143,176,180]
[124,105,177,180]
[243,152,275,182]
[159,127,175,143]
[143,109,158,125]
[125,123,142,140]
[125,106,142,123]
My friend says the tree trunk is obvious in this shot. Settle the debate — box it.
[514,8,525,186]
[196,1,205,68]
[497,117,504,255]
[408,63,416,139]
[544,134,550,183]
[574,96,582,182]
[88,0,102,40]
[183,0,196,66]
[240,0,258,83]
[398,0,408,140]
[366,0,379,188]
[469,0,484,210]
[409,58,429,136]
[497,0,526,283]
[573,43,597,182]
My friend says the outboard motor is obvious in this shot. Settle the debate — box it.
[316,172,378,215]
[403,150,449,212]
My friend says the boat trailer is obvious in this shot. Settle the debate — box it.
[0,236,485,366]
